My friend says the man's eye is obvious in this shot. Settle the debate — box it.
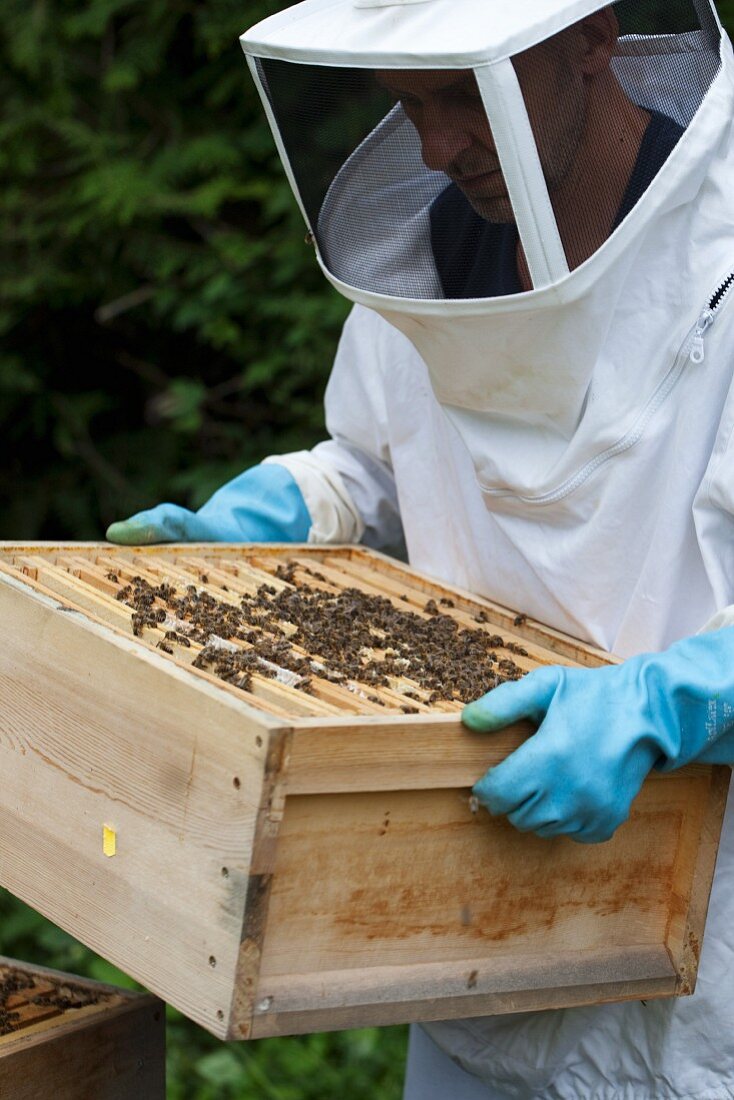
[449,87,482,106]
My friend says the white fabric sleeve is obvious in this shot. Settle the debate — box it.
[262,306,405,550]
[262,450,365,544]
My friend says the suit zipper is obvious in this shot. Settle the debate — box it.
[495,268,734,505]
[690,271,734,364]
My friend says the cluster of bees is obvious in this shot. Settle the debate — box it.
[0,968,99,1036]
[114,565,526,706]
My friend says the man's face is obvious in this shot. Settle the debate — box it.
[378,35,587,224]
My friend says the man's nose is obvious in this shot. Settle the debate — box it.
[417,112,476,173]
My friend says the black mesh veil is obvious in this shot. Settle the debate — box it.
[255,0,721,300]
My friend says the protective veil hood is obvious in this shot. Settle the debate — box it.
[241,0,732,497]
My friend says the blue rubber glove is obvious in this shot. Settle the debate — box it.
[464,629,734,844]
[106,464,311,545]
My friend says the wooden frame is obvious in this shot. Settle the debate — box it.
[0,956,164,1098]
[0,542,728,1040]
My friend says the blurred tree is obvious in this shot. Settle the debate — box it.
[0,0,349,537]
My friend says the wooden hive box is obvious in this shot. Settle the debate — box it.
[0,542,728,1040]
[0,956,164,1099]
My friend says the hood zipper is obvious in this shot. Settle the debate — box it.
[690,271,734,364]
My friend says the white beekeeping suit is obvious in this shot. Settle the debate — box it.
[240,0,734,1095]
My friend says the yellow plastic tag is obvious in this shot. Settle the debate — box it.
[103,825,116,858]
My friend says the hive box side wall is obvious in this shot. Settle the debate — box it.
[0,996,165,1100]
[236,767,728,1037]
[0,572,280,1038]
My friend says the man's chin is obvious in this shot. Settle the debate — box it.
[463,192,516,225]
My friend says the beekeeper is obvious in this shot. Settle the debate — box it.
[108,0,734,1095]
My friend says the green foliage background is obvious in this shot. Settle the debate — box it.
[1,0,733,1095]
[0,0,351,539]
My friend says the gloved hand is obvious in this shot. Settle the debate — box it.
[106,463,311,545]
[464,629,734,844]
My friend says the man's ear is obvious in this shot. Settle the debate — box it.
[577,7,620,75]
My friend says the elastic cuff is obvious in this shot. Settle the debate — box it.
[262,453,365,543]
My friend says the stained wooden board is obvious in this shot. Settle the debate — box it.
[259,778,707,977]
[225,767,730,1037]
[254,944,676,1021]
